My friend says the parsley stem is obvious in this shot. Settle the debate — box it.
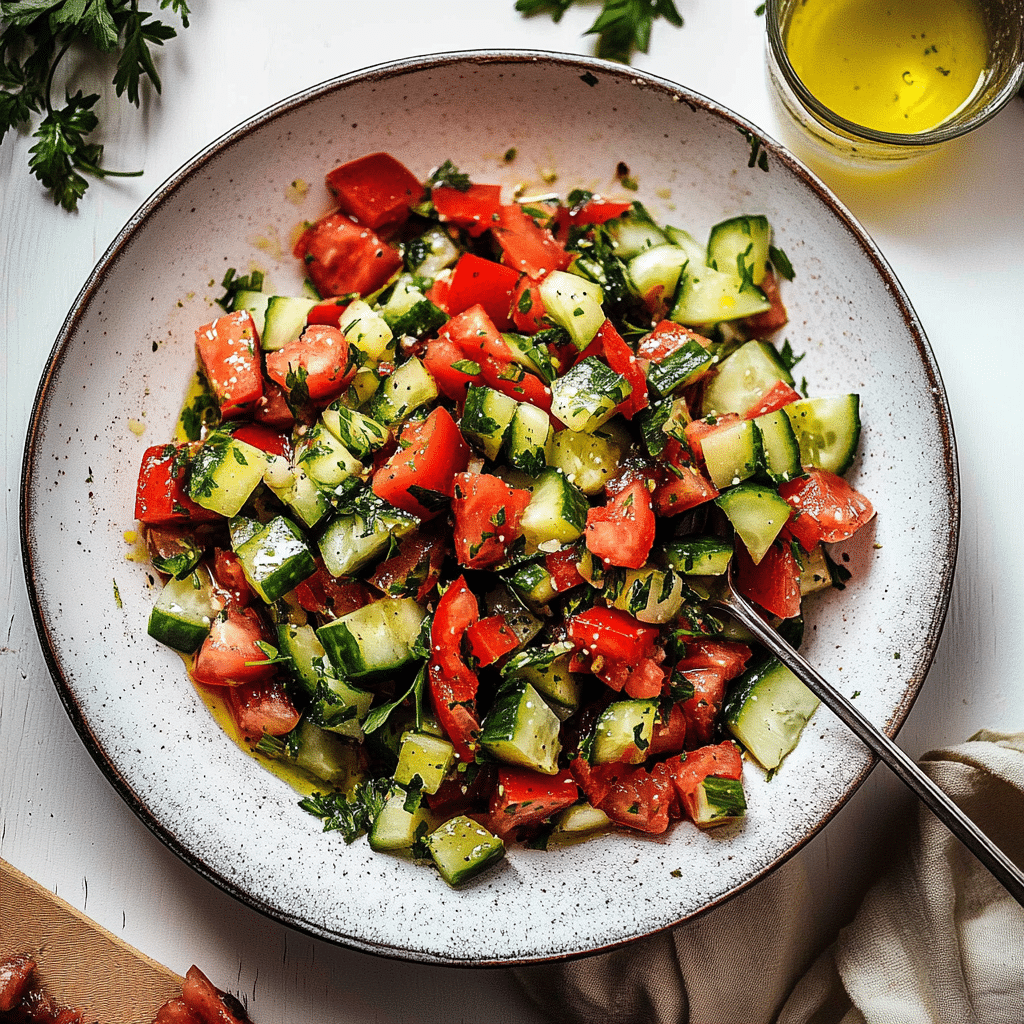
[43,37,76,116]
[74,159,144,179]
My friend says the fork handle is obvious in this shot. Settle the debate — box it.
[717,587,1024,908]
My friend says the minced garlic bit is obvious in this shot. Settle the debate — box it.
[127,418,146,436]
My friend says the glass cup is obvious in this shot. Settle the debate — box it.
[765,0,1024,172]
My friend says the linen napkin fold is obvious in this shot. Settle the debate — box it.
[513,730,1024,1024]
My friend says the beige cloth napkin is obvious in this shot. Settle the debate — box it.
[513,730,1024,1024]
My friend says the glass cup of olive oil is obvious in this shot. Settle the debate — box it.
[766,0,1024,170]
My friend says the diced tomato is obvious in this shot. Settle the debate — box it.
[744,378,802,418]
[566,606,659,666]
[252,379,295,429]
[180,966,248,1024]
[372,407,470,520]
[666,742,743,822]
[194,311,263,419]
[228,423,290,458]
[305,297,349,328]
[599,760,674,834]
[293,212,402,298]
[426,762,497,818]
[211,549,253,608]
[295,563,375,617]
[445,254,520,331]
[465,614,521,668]
[683,413,743,461]
[622,657,667,699]
[510,276,547,334]
[779,468,876,549]
[432,183,502,236]
[648,702,687,757]
[675,639,752,680]
[487,767,579,837]
[424,273,451,311]
[422,332,482,403]
[324,152,422,230]
[594,319,648,419]
[439,304,514,363]
[265,324,354,405]
[677,666,728,748]
[735,539,802,619]
[154,998,202,1024]
[366,522,447,602]
[452,472,532,569]
[651,439,719,516]
[568,196,633,226]
[494,203,572,279]
[134,444,222,526]
[0,954,35,1012]
[585,478,655,569]
[192,606,276,686]
[228,679,300,745]
[429,576,481,762]
[741,268,788,335]
[637,321,712,363]
[544,544,585,593]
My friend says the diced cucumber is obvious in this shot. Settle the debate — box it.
[261,295,318,352]
[317,597,426,679]
[701,418,762,489]
[588,699,659,765]
[320,403,389,461]
[505,402,553,477]
[227,513,261,550]
[286,718,364,787]
[230,289,271,336]
[706,215,771,286]
[538,270,605,351]
[715,483,792,564]
[405,226,460,282]
[367,356,438,426]
[605,207,667,258]
[644,339,716,398]
[378,276,426,325]
[519,468,589,551]
[723,656,820,770]
[552,801,612,836]
[755,409,802,484]
[425,814,505,887]
[394,732,455,795]
[501,332,558,383]
[547,422,629,496]
[701,340,794,417]
[276,622,326,700]
[460,384,517,461]
[549,356,631,432]
[480,679,562,775]
[368,788,434,853]
[504,561,558,613]
[390,298,447,341]
[340,299,394,365]
[628,244,690,302]
[795,544,836,596]
[609,567,687,624]
[311,671,374,740]
[501,641,581,720]
[690,776,747,827]
[661,536,734,576]
[147,566,216,653]
[670,263,770,327]
[263,459,330,529]
[234,515,317,604]
[294,420,364,501]
[663,225,708,266]
[784,395,862,475]
[317,494,419,578]
[187,432,270,518]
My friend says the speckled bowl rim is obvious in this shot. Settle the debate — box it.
[20,49,959,965]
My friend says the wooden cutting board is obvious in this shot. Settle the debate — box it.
[0,857,183,1023]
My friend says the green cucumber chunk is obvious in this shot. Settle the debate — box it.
[425,814,505,887]
[317,597,426,679]
[784,394,862,475]
[480,680,562,774]
[715,483,792,564]
[147,567,216,653]
[234,515,316,604]
[589,699,659,765]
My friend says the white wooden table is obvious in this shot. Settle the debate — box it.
[2,4,1022,1021]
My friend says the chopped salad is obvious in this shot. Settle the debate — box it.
[134,151,875,887]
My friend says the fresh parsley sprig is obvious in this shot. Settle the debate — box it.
[515,0,683,64]
[0,0,190,211]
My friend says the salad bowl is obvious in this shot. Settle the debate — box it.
[21,50,958,964]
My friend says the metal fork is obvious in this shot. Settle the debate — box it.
[712,566,1024,908]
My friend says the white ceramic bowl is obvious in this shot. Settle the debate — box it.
[21,51,958,965]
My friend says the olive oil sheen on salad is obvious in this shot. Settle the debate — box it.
[784,0,990,135]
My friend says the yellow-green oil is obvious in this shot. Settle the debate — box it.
[784,0,990,134]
